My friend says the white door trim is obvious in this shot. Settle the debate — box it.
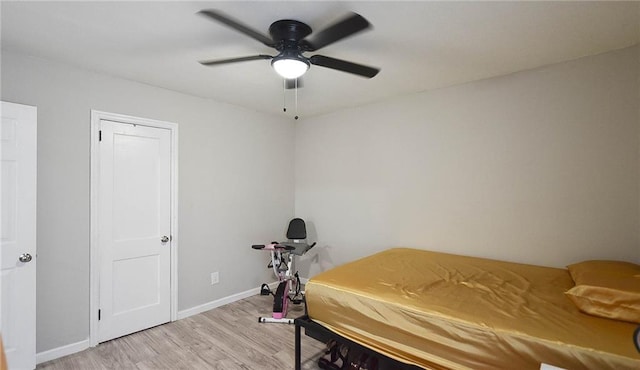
[89,110,178,347]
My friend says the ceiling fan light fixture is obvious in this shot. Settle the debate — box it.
[272,57,309,79]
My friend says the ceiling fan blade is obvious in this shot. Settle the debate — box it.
[198,9,275,47]
[285,78,304,89]
[199,54,273,66]
[301,12,371,52]
[309,55,379,78]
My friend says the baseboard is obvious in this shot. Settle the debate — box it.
[36,338,90,364]
[177,281,279,320]
[38,284,280,364]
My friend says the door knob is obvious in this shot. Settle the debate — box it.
[19,253,33,263]
[161,236,170,243]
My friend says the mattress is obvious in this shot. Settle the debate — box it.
[305,248,640,369]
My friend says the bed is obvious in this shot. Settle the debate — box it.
[294,248,640,369]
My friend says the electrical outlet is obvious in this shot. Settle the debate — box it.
[210,272,219,285]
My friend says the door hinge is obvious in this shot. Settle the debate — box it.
[98,309,101,320]
[99,130,102,141]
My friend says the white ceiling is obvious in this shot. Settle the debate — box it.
[2,1,639,117]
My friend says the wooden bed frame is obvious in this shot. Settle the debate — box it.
[294,314,422,370]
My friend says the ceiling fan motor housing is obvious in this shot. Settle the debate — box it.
[269,19,312,74]
[269,20,312,46]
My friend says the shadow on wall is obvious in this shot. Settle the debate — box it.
[296,220,337,279]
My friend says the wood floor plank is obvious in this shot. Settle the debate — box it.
[37,293,325,369]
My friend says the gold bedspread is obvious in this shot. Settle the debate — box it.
[305,248,640,370]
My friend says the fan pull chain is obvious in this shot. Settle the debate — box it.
[282,79,287,113]
[294,79,299,120]
[281,79,300,120]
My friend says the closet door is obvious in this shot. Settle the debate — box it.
[97,120,172,342]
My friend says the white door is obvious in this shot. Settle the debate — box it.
[1,101,37,369]
[97,120,171,342]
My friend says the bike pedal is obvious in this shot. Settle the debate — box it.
[260,284,271,296]
[292,299,303,305]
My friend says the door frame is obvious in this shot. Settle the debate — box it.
[89,110,178,347]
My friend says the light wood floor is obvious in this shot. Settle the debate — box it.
[37,292,325,369]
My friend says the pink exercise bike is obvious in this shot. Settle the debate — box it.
[252,218,315,324]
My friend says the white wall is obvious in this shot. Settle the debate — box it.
[2,44,639,355]
[1,51,295,352]
[295,45,640,276]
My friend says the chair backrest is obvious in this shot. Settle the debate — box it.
[286,218,307,240]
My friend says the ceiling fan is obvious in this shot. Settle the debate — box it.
[197,9,380,83]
